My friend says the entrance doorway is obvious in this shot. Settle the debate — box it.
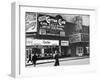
[76,47,84,56]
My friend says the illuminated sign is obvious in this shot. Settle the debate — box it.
[61,40,69,46]
[38,14,66,36]
[26,38,59,46]
[43,41,50,44]
[38,15,65,25]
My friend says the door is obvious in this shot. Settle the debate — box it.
[76,47,84,56]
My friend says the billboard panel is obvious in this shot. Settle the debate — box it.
[69,33,81,43]
[25,12,37,32]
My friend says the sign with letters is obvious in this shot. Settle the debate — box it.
[38,14,66,36]
[61,40,69,46]
[26,38,59,46]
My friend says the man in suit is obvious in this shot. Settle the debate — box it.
[32,54,37,67]
[54,50,60,66]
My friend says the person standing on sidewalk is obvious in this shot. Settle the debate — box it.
[53,50,60,66]
[27,53,32,63]
[32,54,37,67]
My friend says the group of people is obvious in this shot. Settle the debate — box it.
[27,50,60,67]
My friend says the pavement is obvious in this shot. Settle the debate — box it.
[35,58,89,67]
[26,56,89,67]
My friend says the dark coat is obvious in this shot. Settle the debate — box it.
[28,54,31,61]
[54,54,59,66]
[32,55,37,63]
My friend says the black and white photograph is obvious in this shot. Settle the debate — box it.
[25,12,90,67]
[10,2,97,78]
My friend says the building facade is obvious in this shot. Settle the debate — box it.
[65,16,89,57]
[25,12,69,61]
[25,12,89,63]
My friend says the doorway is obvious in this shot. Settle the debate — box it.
[76,47,84,56]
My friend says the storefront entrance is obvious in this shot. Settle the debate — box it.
[26,46,59,59]
[26,39,59,59]
[76,47,84,56]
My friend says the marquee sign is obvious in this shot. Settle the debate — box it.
[26,38,59,46]
[38,15,66,25]
[37,14,66,36]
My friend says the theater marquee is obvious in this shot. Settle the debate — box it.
[26,38,59,46]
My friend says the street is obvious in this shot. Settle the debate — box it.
[26,58,89,68]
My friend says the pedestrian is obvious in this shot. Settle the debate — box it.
[32,54,37,67]
[27,53,32,63]
[53,50,60,66]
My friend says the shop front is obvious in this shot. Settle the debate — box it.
[26,38,59,61]
[69,33,89,57]
[60,40,69,57]
[69,42,89,57]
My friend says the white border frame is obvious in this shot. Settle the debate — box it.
[11,2,96,78]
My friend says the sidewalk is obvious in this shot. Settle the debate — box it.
[26,56,89,66]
